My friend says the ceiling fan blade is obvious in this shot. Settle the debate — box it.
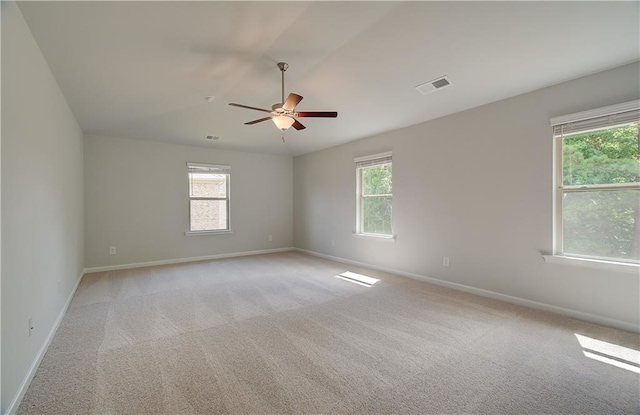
[244,117,272,125]
[292,120,306,130]
[229,103,272,113]
[296,111,338,118]
[282,93,303,111]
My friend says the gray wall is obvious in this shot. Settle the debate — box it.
[84,135,293,268]
[1,2,85,412]
[293,62,640,328]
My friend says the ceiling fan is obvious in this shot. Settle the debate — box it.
[229,62,337,141]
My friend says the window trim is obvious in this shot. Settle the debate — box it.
[352,232,396,241]
[355,151,394,238]
[186,162,231,234]
[549,100,639,127]
[550,100,640,267]
[185,229,233,237]
[542,255,639,275]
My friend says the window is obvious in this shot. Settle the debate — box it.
[551,101,639,264]
[187,162,230,233]
[355,152,393,237]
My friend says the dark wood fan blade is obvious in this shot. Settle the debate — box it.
[229,103,272,113]
[296,111,338,118]
[282,93,303,111]
[245,117,272,125]
[292,120,306,130]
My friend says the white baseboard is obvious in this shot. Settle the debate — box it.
[294,248,639,333]
[84,247,295,274]
[4,270,86,415]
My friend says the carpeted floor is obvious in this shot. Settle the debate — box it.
[17,252,640,414]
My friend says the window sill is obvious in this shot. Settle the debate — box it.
[542,255,639,274]
[185,230,233,236]
[352,232,396,242]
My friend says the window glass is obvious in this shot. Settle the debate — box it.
[563,189,639,260]
[362,164,392,195]
[187,163,230,232]
[189,173,227,198]
[190,200,228,232]
[562,124,639,186]
[553,109,639,263]
[362,196,393,235]
[356,156,392,236]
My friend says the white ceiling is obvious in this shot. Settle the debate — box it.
[18,1,640,156]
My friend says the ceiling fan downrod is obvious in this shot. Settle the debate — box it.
[277,62,289,106]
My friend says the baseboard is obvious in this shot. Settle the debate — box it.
[84,247,295,274]
[294,248,640,333]
[4,269,86,415]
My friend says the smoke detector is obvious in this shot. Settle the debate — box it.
[204,135,221,141]
[415,76,453,95]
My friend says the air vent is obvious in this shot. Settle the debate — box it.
[415,76,453,95]
[204,135,221,141]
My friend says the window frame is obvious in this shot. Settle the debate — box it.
[355,152,394,239]
[186,162,231,235]
[550,100,640,266]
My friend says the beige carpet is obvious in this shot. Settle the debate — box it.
[17,252,640,414]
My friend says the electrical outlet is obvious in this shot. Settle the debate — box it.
[268,235,273,242]
[443,257,450,267]
[109,246,116,255]
[28,318,34,337]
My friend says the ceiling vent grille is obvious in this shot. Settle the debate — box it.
[415,76,453,95]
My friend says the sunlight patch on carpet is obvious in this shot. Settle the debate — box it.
[575,333,640,374]
[335,271,379,287]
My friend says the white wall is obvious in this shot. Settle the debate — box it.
[294,62,640,329]
[84,135,293,268]
[1,2,84,412]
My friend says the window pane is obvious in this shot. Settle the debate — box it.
[190,200,228,231]
[563,189,639,261]
[362,164,392,195]
[563,123,639,186]
[362,196,392,235]
[189,173,227,198]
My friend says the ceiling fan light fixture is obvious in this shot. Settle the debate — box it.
[273,115,295,130]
